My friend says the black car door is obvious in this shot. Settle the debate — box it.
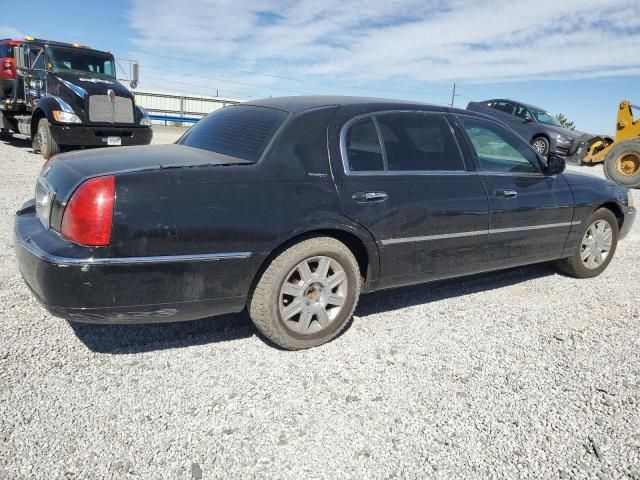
[331,111,490,288]
[455,115,574,268]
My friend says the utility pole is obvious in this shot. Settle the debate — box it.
[450,82,456,108]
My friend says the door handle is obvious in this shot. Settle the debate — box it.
[495,189,518,199]
[352,191,388,203]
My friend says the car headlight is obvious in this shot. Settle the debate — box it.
[52,110,81,124]
[140,116,151,126]
[628,190,635,208]
[554,134,573,144]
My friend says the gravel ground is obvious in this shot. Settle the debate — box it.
[0,126,639,480]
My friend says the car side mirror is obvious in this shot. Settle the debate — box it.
[546,154,566,175]
[524,118,533,123]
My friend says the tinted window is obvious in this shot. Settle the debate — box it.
[460,116,541,174]
[514,105,533,121]
[376,113,464,171]
[345,118,384,171]
[177,105,289,162]
[492,101,515,115]
[0,45,10,58]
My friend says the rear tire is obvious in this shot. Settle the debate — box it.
[603,140,640,187]
[531,136,550,156]
[555,208,619,278]
[34,118,60,160]
[248,237,361,350]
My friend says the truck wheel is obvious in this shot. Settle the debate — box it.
[555,208,619,278]
[531,136,550,156]
[604,141,640,187]
[34,118,61,159]
[248,237,361,350]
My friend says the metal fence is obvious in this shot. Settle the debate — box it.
[132,90,241,126]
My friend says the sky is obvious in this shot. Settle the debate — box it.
[2,0,639,134]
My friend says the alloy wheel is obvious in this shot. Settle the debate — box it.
[532,138,548,155]
[580,219,613,269]
[278,256,348,335]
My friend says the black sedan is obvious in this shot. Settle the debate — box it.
[14,96,636,349]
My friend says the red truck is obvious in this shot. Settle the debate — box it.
[0,39,20,98]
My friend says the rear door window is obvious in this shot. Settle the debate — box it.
[177,105,289,162]
[345,118,384,171]
[376,112,464,171]
[492,101,515,115]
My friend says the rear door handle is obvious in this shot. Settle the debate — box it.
[495,189,518,199]
[352,191,388,203]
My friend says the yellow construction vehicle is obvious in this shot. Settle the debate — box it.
[573,100,640,187]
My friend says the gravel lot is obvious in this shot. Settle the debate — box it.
[0,126,639,480]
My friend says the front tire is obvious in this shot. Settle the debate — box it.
[33,118,61,160]
[603,140,640,187]
[248,237,361,350]
[555,208,619,278]
[531,136,550,156]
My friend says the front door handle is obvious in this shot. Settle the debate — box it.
[352,191,388,203]
[495,189,518,199]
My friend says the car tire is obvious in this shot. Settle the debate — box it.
[603,140,640,187]
[555,208,619,279]
[248,236,361,350]
[34,118,61,160]
[531,136,550,156]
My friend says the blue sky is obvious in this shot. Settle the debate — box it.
[2,0,639,134]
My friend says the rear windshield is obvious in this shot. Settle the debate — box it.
[176,105,289,162]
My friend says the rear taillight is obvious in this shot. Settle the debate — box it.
[1,58,15,78]
[61,176,115,246]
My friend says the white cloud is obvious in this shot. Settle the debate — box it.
[0,26,24,39]
[128,0,640,93]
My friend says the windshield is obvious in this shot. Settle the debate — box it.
[533,109,561,127]
[46,46,115,78]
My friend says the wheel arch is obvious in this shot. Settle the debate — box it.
[30,108,47,139]
[250,226,380,296]
[598,201,625,230]
[531,132,550,144]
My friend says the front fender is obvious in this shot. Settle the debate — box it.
[31,95,77,135]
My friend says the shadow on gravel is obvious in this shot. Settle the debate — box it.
[0,132,34,152]
[355,262,556,316]
[71,263,557,354]
[69,311,254,354]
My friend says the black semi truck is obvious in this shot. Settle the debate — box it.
[0,37,152,159]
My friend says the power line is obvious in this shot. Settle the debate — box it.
[143,75,252,98]
[138,50,453,98]
[144,66,315,95]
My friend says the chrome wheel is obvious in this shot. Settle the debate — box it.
[532,138,549,155]
[580,220,613,269]
[278,256,348,335]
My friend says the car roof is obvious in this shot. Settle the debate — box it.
[243,95,477,116]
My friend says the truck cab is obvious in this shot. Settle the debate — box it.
[0,38,152,158]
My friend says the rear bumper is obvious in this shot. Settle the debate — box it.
[14,204,257,324]
[49,124,153,147]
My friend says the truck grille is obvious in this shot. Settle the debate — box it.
[88,95,134,123]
